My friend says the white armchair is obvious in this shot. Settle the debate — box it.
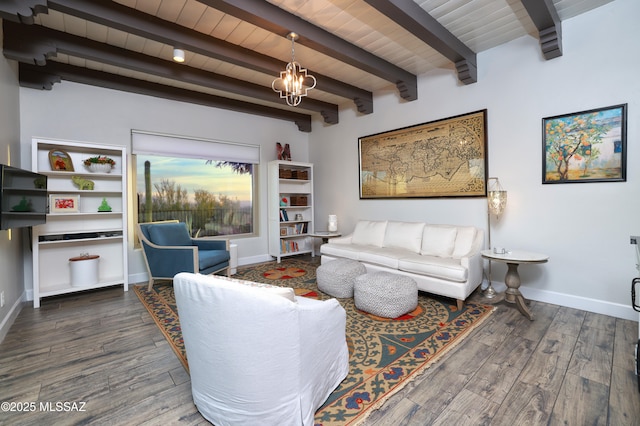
[173,272,349,426]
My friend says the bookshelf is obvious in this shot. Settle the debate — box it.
[268,160,314,262]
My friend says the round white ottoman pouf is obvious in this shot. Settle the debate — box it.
[316,258,366,298]
[354,272,418,318]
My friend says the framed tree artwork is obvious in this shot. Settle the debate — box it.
[543,104,627,184]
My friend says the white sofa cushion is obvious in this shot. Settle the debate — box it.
[420,225,458,257]
[358,246,410,269]
[452,226,478,259]
[352,220,387,247]
[320,243,363,261]
[399,254,468,282]
[383,221,425,253]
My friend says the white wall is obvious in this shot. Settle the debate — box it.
[19,83,309,287]
[0,21,26,340]
[310,0,640,320]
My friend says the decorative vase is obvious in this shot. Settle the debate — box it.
[88,163,112,173]
[328,215,338,232]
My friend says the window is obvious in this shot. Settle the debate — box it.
[132,131,259,238]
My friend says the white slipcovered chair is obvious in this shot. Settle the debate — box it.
[173,272,349,426]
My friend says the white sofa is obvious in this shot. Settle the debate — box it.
[320,220,484,309]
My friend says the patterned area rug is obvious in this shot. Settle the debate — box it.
[134,258,495,425]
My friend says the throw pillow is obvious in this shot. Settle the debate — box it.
[383,221,425,253]
[452,226,478,258]
[352,220,387,247]
[420,225,458,257]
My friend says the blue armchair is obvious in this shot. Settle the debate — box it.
[138,220,230,290]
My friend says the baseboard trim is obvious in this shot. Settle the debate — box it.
[0,293,26,343]
[238,254,273,266]
[522,286,638,321]
[128,272,148,286]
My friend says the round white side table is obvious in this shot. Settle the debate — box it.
[481,249,549,320]
[309,232,342,257]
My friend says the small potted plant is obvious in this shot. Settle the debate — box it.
[84,156,116,173]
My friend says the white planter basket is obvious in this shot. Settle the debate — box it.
[87,163,113,173]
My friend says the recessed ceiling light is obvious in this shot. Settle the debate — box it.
[173,48,185,63]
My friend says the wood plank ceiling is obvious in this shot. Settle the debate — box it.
[1,0,613,132]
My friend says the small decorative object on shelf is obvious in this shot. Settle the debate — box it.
[50,194,80,213]
[276,142,292,161]
[84,155,116,173]
[279,168,292,179]
[290,195,307,206]
[280,196,288,207]
[49,149,74,171]
[97,198,112,212]
[34,176,46,189]
[71,175,95,190]
[11,196,31,212]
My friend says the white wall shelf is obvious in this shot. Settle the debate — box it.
[31,138,128,308]
[268,160,314,263]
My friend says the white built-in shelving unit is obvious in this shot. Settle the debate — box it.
[31,138,128,308]
[268,160,314,263]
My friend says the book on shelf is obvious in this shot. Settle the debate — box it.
[280,239,300,253]
[279,209,289,222]
[282,222,308,236]
[299,222,307,234]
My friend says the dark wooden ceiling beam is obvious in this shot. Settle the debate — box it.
[520,0,563,59]
[199,0,417,101]
[0,0,47,24]
[19,64,60,89]
[18,61,313,132]
[34,0,372,114]
[2,20,339,124]
[364,0,477,84]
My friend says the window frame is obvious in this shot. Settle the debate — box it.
[131,131,260,243]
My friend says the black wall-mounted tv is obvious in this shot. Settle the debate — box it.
[0,164,47,230]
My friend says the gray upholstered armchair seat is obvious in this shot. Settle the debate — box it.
[138,220,230,290]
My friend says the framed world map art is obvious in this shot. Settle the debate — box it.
[358,110,488,199]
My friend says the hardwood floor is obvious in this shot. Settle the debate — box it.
[1,274,639,425]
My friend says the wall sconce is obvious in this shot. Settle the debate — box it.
[173,48,185,63]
